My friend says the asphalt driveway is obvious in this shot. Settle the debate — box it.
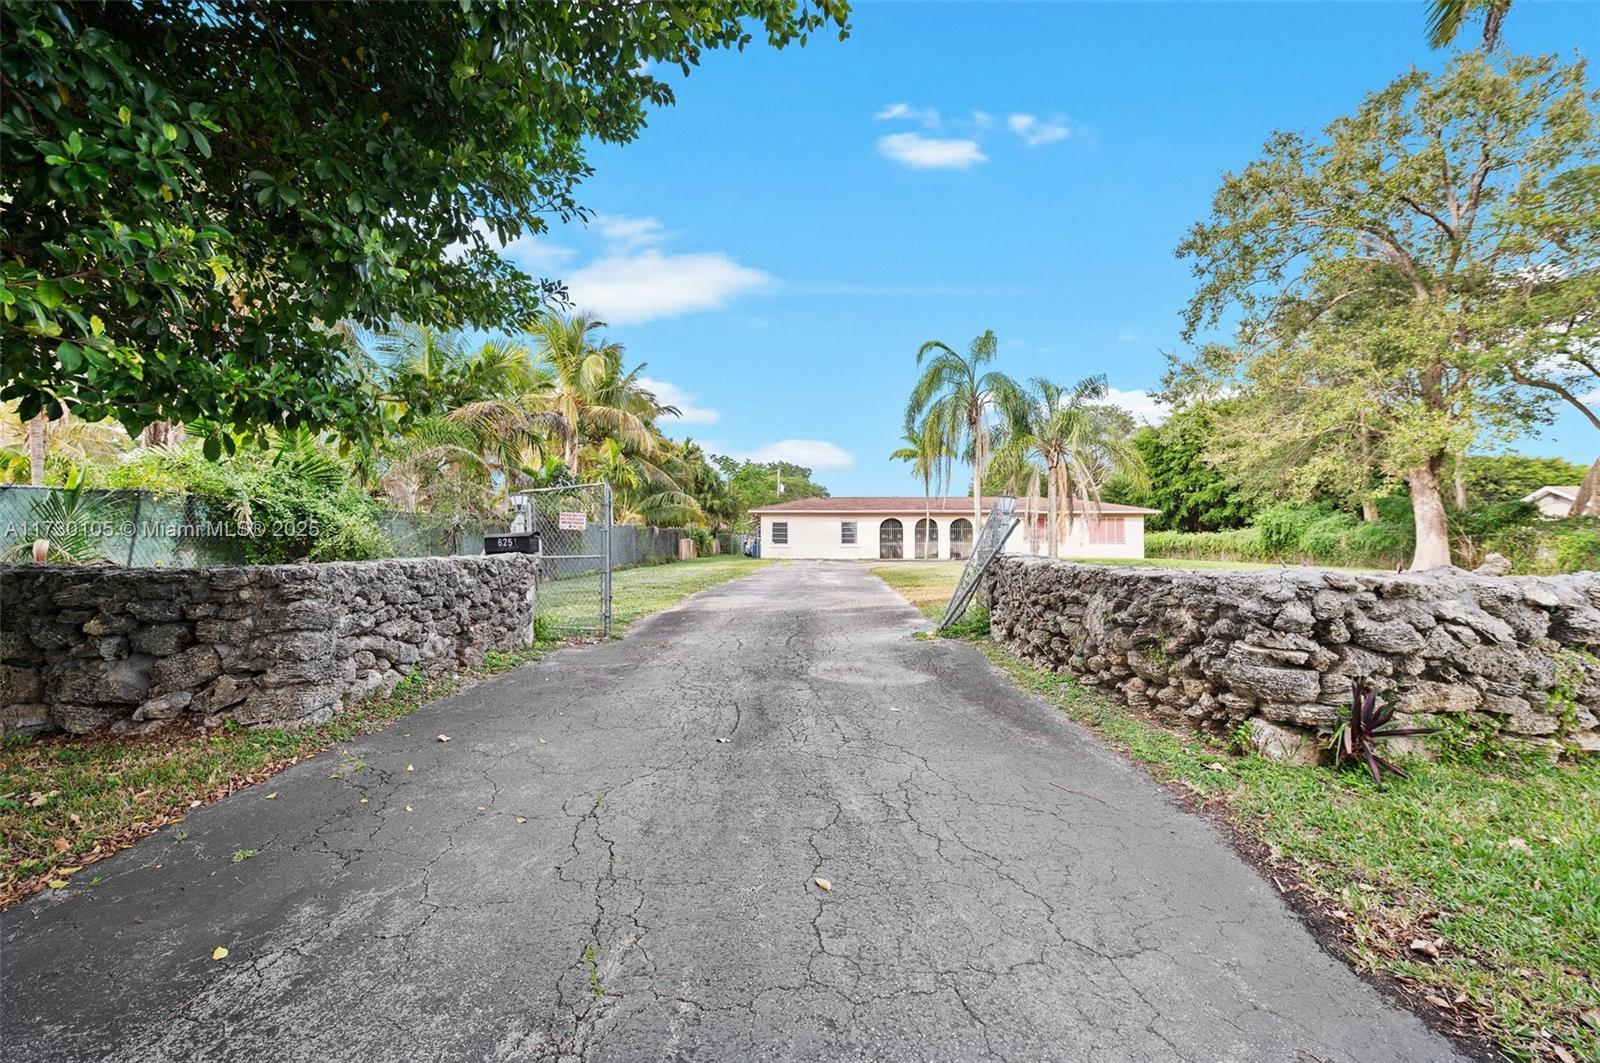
[1,561,1466,1062]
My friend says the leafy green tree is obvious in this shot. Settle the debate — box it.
[1110,407,1257,532]
[1,1,849,445]
[1176,52,1598,569]
[717,458,829,527]
[904,329,1028,528]
[1462,455,1592,504]
[1497,310,1600,516]
[676,440,739,533]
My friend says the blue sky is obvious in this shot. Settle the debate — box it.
[494,1,1599,496]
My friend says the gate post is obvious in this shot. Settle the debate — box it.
[602,482,614,637]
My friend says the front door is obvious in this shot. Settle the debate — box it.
[879,518,904,560]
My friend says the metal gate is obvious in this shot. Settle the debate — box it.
[938,496,1018,630]
[515,482,614,638]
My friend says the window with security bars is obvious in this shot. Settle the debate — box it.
[771,521,788,545]
[840,521,857,544]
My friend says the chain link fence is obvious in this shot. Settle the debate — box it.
[5,482,689,640]
[0,485,499,567]
[516,483,686,639]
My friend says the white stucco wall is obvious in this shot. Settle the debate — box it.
[1528,492,1576,518]
[758,512,1146,560]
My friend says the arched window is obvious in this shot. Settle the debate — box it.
[914,518,939,559]
[878,518,904,560]
[949,518,973,559]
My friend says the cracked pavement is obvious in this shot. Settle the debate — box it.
[2,561,1466,1062]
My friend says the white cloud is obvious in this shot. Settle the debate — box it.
[637,377,720,424]
[1104,387,1170,425]
[564,250,772,326]
[875,101,941,128]
[450,219,575,272]
[711,439,855,470]
[877,132,988,170]
[1007,113,1071,147]
[970,109,996,130]
[592,212,668,252]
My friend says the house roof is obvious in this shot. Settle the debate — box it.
[1522,485,1583,501]
[748,496,1160,516]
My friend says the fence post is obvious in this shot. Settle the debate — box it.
[602,483,614,637]
[125,491,144,566]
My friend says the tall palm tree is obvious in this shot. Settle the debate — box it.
[1426,0,1510,49]
[528,314,676,473]
[373,326,560,508]
[904,329,1027,529]
[890,420,951,559]
[994,375,1145,559]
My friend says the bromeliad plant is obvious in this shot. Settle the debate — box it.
[1324,678,1436,785]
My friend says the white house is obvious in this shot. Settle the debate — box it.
[1520,485,1584,518]
[748,496,1159,561]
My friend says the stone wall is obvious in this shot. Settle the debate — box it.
[984,557,1600,760]
[1,555,539,735]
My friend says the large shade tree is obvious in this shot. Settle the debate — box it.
[0,1,849,449]
[904,329,1027,528]
[1176,52,1598,569]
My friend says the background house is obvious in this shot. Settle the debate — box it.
[1521,485,1584,518]
[749,496,1158,561]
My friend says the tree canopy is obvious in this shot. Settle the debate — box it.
[0,0,848,448]
[1108,407,1257,532]
[717,458,830,521]
[1174,51,1599,568]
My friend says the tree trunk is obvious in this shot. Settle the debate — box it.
[1025,469,1038,555]
[922,475,932,560]
[1361,496,1379,523]
[26,414,46,486]
[1569,456,1600,518]
[1045,463,1058,560]
[140,421,183,448]
[1453,461,1468,509]
[971,417,983,531]
[1406,460,1453,570]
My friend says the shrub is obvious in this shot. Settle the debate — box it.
[1256,502,1329,555]
[1145,527,1271,562]
[106,435,391,563]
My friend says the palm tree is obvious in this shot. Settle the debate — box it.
[0,403,131,485]
[994,375,1145,559]
[904,330,1027,529]
[890,420,950,559]
[1426,0,1510,49]
[528,314,676,473]
[371,326,566,508]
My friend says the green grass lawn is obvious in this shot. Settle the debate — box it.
[872,558,1279,623]
[538,555,771,634]
[872,565,1600,1063]
[1,555,770,909]
[606,556,771,631]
